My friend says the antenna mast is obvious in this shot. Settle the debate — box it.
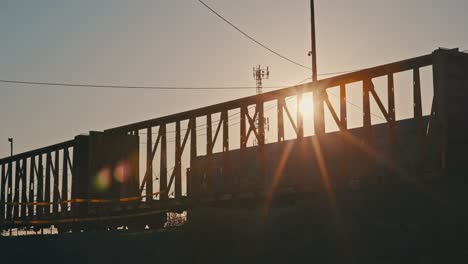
[252,65,270,146]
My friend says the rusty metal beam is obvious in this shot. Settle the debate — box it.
[283,101,299,135]
[13,161,20,219]
[146,127,153,201]
[160,124,167,200]
[413,67,424,174]
[324,93,341,129]
[45,153,51,216]
[62,149,69,213]
[240,106,247,148]
[175,121,182,199]
[314,88,325,135]
[277,98,285,142]
[52,151,60,214]
[363,79,374,182]
[189,117,197,196]
[369,82,391,122]
[21,158,27,218]
[0,140,74,165]
[211,114,224,152]
[240,106,247,191]
[339,84,348,186]
[7,161,12,220]
[363,80,372,141]
[1,164,5,221]
[141,128,163,197]
[245,108,259,144]
[246,109,259,141]
[28,157,35,217]
[340,84,347,130]
[207,114,213,155]
[387,74,398,170]
[37,156,43,217]
[297,94,304,139]
[222,110,230,190]
[104,55,433,134]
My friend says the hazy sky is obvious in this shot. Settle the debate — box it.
[1,0,468,157]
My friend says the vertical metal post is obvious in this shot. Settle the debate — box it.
[206,115,213,196]
[21,158,27,218]
[363,79,373,182]
[146,127,153,202]
[20,158,28,218]
[340,84,347,130]
[277,98,285,142]
[222,110,230,191]
[160,124,167,200]
[297,93,304,139]
[62,149,69,213]
[207,115,213,155]
[28,157,35,217]
[313,87,325,135]
[13,161,20,219]
[7,161,13,220]
[363,80,372,140]
[37,155,43,217]
[257,102,266,186]
[413,68,424,175]
[339,84,348,187]
[388,74,398,173]
[297,93,306,189]
[257,103,265,145]
[1,164,5,221]
[53,151,59,214]
[240,106,247,148]
[222,110,229,151]
[175,121,182,199]
[189,117,197,196]
[45,153,51,215]
[240,106,247,192]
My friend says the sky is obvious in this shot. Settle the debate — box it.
[1,0,468,157]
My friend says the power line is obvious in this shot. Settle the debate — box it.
[0,69,356,91]
[197,0,311,70]
[0,79,283,90]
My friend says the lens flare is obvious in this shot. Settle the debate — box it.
[114,160,130,183]
[94,167,111,191]
[299,96,313,114]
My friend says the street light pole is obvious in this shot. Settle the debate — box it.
[310,0,318,82]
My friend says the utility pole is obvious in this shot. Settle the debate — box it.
[309,0,325,135]
[309,0,318,82]
[252,65,270,145]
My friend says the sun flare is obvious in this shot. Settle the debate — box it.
[299,96,313,115]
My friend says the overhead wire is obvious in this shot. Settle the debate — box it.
[0,72,353,90]
[197,0,311,70]
[0,79,283,90]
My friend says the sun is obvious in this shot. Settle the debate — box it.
[299,96,313,115]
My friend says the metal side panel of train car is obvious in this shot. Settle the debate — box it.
[72,132,139,217]
[189,117,436,199]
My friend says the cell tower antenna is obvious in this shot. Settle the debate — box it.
[253,65,269,95]
[252,65,270,146]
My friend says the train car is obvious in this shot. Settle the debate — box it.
[188,117,439,200]
[0,132,146,233]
